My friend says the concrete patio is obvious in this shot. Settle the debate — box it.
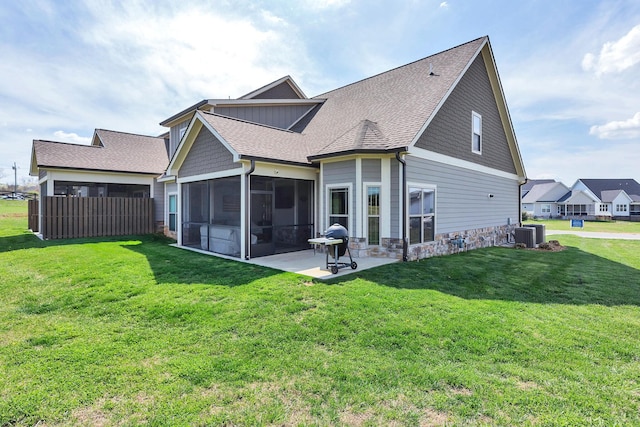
[173,245,400,280]
[245,249,399,279]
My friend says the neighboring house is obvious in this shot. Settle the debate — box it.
[163,36,526,261]
[558,179,640,219]
[521,180,570,218]
[30,129,169,233]
[521,179,555,198]
[29,36,528,261]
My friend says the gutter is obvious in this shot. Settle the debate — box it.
[244,159,256,260]
[519,178,528,226]
[395,151,408,262]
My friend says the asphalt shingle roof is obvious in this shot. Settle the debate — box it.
[33,129,168,175]
[579,179,640,200]
[196,37,488,164]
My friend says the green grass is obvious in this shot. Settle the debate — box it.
[1,203,640,425]
[525,217,640,233]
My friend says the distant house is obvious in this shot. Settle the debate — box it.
[30,36,528,261]
[521,180,570,218]
[558,179,640,219]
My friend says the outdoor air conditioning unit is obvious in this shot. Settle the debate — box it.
[524,224,546,245]
[514,227,536,248]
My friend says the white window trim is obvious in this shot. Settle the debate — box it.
[406,182,437,244]
[326,183,353,235]
[363,182,382,245]
[472,111,482,155]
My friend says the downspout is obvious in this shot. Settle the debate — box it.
[244,159,255,260]
[395,151,408,262]
[518,178,528,226]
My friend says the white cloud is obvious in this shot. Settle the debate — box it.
[53,130,92,145]
[303,0,351,10]
[582,24,640,75]
[589,112,640,139]
[440,2,449,8]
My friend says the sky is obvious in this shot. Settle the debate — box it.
[1,0,639,187]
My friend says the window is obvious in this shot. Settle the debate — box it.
[329,187,349,229]
[168,194,177,232]
[599,204,609,212]
[409,186,435,244]
[541,204,551,213]
[367,186,380,245]
[472,111,482,154]
[616,204,628,212]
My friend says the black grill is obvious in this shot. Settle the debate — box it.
[325,223,349,258]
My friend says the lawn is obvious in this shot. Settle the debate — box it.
[525,217,640,233]
[1,200,639,426]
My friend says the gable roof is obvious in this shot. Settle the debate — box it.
[30,129,168,176]
[521,182,569,203]
[169,36,525,179]
[239,75,307,100]
[600,189,631,203]
[577,179,640,201]
[522,179,555,194]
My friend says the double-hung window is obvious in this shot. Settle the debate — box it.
[409,186,435,244]
[472,111,482,154]
[168,193,177,232]
[367,186,381,245]
[329,187,349,229]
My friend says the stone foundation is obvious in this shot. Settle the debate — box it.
[348,224,517,261]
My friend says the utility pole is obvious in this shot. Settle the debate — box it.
[12,162,17,198]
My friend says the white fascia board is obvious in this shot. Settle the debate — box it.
[409,146,522,181]
[46,169,155,185]
[209,99,323,107]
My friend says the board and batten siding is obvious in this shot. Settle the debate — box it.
[214,105,312,130]
[178,128,237,178]
[170,119,190,159]
[406,156,519,233]
[415,54,516,175]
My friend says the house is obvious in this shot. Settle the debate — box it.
[521,180,570,218]
[30,36,527,261]
[30,129,169,234]
[558,179,640,219]
[162,36,526,261]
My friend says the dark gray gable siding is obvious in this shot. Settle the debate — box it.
[362,159,381,182]
[178,127,237,178]
[406,156,519,232]
[214,105,312,130]
[252,82,300,99]
[170,119,190,159]
[415,55,516,174]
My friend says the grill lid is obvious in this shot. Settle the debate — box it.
[325,223,348,239]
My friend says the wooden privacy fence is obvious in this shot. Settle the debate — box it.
[40,196,154,239]
[28,199,39,232]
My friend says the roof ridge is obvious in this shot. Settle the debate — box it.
[34,139,100,147]
[200,111,295,134]
[96,128,164,140]
[312,36,487,99]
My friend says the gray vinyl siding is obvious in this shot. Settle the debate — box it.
[39,169,47,180]
[406,156,519,233]
[322,160,356,229]
[252,82,300,99]
[169,119,190,159]
[153,179,164,222]
[390,160,400,239]
[178,127,237,178]
[214,105,312,130]
[362,159,381,182]
[415,54,517,174]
